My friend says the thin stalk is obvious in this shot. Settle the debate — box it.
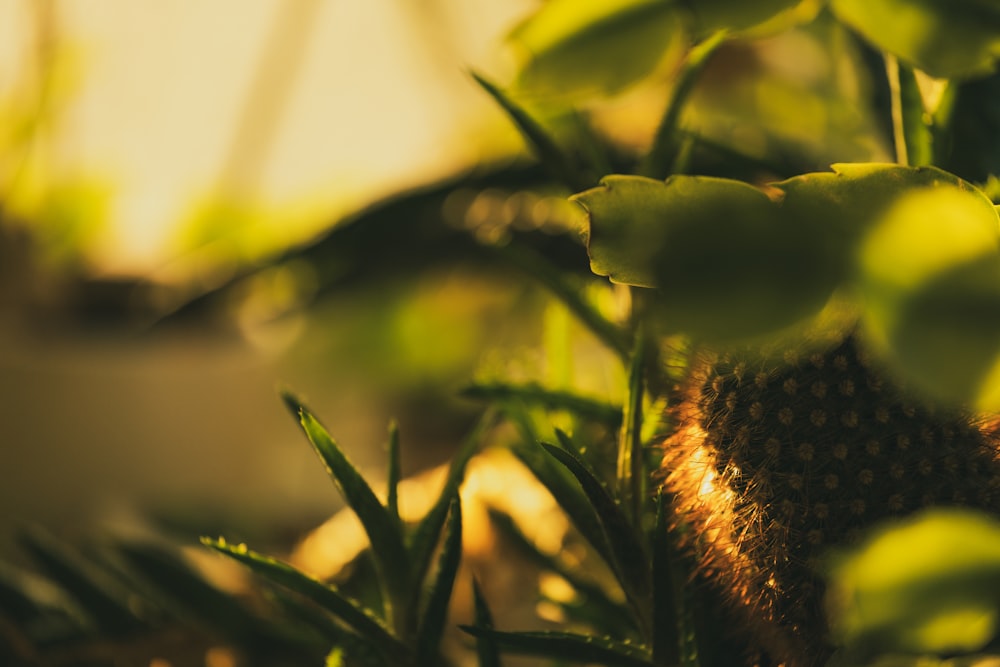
[617,322,649,529]
[641,30,728,179]
[885,54,933,166]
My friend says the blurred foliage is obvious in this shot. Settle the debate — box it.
[5,2,1000,667]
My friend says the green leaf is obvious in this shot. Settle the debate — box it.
[541,443,650,631]
[856,181,1000,409]
[470,578,501,667]
[416,496,462,664]
[18,527,147,637]
[506,0,687,100]
[202,538,407,662]
[281,392,408,614]
[831,0,1000,78]
[459,627,653,667]
[575,174,844,342]
[825,508,1000,656]
[460,382,623,428]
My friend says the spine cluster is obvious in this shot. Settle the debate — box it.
[661,335,1000,665]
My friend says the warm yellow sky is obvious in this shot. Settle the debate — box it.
[0,0,533,274]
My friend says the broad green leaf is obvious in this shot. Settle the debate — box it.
[575,174,843,341]
[507,0,687,100]
[19,527,147,637]
[471,578,501,667]
[460,382,623,428]
[459,627,654,667]
[542,443,650,630]
[856,183,1000,409]
[416,497,462,665]
[282,393,408,614]
[202,538,407,661]
[831,0,1000,78]
[826,508,1000,655]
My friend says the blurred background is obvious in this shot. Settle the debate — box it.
[0,0,562,560]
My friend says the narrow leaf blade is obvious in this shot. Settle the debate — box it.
[281,393,408,605]
[459,627,653,667]
[202,538,407,661]
[417,496,463,664]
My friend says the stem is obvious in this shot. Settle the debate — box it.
[617,320,649,529]
[641,30,728,179]
[886,54,909,166]
[885,54,933,166]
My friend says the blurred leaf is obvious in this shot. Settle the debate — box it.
[826,508,1000,656]
[461,382,623,428]
[116,538,265,644]
[857,183,1000,409]
[471,71,591,192]
[470,578,501,667]
[541,443,650,630]
[507,0,687,100]
[202,538,407,662]
[282,393,409,615]
[831,0,1000,78]
[575,174,843,341]
[416,496,462,665]
[459,627,653,666]
[19,527,146,637]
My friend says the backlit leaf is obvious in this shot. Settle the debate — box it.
[831,0,1000,78]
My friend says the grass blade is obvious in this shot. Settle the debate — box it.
[459,627,653,667]
[202,538,408,662]
[541,443,651,636]
[470,578,501,667]
[417,496,463,665]
[470,70,590,192]
[460,382,622,428]
[281,392,409,616]
[617,329,649,530]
